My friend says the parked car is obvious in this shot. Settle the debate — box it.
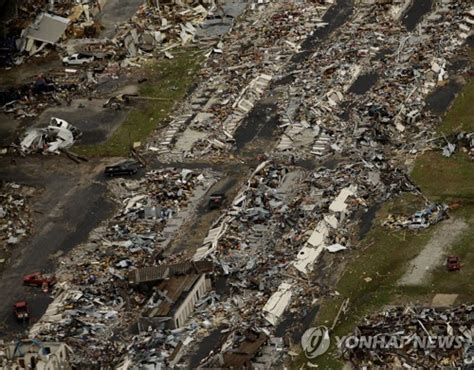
[23,272,56,290]
[105,161,139,177]
[62,53,94,65]
[13,301,29,322]
[208,192,226,210]
[446,256,461,271]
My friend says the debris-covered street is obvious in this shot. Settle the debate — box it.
[0,0,473,369]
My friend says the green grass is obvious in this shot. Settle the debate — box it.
[410,76,474,298]
[428,222,474,296]
[296,195,435,369]
[412,70,474,202]
[412,151,474,200]
[437,78,474,134]
[73,51,203,157]
[294,74,474,369]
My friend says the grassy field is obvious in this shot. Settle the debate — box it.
[73,50,203,157]
[436,78,474,134]
[295,195,435,369]
[294,73,474,369]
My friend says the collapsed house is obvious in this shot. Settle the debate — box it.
[21,13,70,55]
[341,305,474,368]
[130,261,214,330]
[0,340,72,370]
[383,203,449,230]
[3,0,472,368]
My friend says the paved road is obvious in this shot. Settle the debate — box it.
[0,158,115,338]
[98,0,146,38]
[0,0,356,347]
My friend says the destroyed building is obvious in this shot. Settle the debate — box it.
[0,182,32,247]
[0,0,472,368]
[341,305,474,368]
[21,13,70,54]
[130,261,214,330]
[0,340,72,370]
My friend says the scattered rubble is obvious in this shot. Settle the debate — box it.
[0,340,72,369]
[147,0,333,159]
[1,0,246,135]
[383,202,449,230]
[1,0,472,368]
[1,73,95,121]
[17,117,82,154]
[340,305,474,368]
[27,168,219,366]
[0,182,33,247]
[439,131,474,158]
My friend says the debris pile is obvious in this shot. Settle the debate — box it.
[0,73,93,121]
[15,0,474,368]
[0,182,32,246]
[340,305,474,368]
[28,168,218,366]
[186,158,421,367]
[383,203,449,230]
[114,1,212,59]
[439,132,474,158]
[273,1,473,161]
[18,117,82,154]
[1,0,243,126]
[3,0,105,63]
[146,0,332,159]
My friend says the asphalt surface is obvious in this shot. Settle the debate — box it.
[0,158,115,338]
[0,0,469,361]
[36,99,129,145]
[0,6,146,331]
[402,0,433,31]
[98,0,146,38]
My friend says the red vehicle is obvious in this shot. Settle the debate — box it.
[208,192,226,210]
[13,301,29,322]
[23,272,56,291]
[447,256,461,271]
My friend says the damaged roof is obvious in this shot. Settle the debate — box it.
[25,13,70,44]
[128,260,214,285]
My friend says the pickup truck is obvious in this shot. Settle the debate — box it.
[23,272,56,291]
[62,53,94,65]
